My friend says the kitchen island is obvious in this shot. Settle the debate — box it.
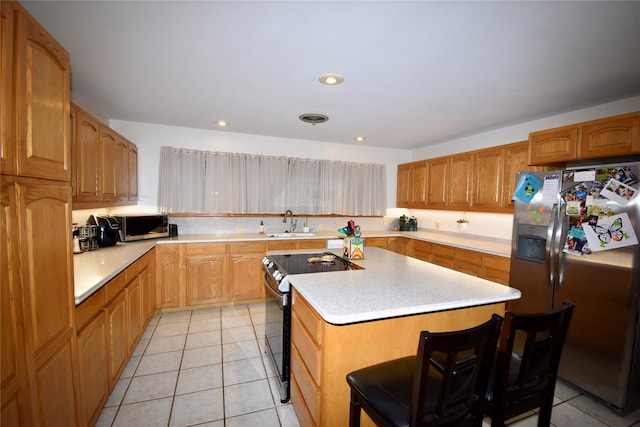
[280,247,520,427]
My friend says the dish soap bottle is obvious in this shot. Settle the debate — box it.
[259,221,265,234]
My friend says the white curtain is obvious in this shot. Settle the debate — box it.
[157,147,386,215]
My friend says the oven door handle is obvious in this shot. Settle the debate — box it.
[264,271,287,305]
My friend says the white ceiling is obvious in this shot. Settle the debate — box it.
[20,1,640,150]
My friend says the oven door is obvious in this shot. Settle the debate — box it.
[263,271,291,403]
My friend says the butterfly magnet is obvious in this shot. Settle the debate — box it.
[582,212,638,252]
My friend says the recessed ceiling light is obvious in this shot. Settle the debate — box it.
[216,120,229,127]
[318,74,344,85]
[355,136,366,142]
[299,113,329,125]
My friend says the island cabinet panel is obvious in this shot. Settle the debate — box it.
[453,248,483,277]
[413,240,432,262]
[482,254,511,286]
[290,289,505,427]
[228,242,266,301]
[431,243,454,269]
[185,243,227,305]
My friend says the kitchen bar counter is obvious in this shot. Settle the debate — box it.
[73,229,510,305]
[271,247,521,325]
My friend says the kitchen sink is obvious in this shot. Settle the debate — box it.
[267,232,316,238]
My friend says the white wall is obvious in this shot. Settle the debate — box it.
[108,121,412,211]
[412,95,640,159]
[107,96,640,239]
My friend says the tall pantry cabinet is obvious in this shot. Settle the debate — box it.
[1,1,79,426]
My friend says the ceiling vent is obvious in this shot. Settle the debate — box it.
[299,113,329,125]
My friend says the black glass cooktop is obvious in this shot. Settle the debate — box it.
[269,252,363,275]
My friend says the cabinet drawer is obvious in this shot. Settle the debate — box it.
[297,239,326,249]
[293,292,323,345]
[292,311,322,385]
[413,240,432,262]
[364,237,386,249]
[290,372,316,427]
[228,241,265,254]
[76,287,106,330]
[267,240,298,251]
[104,272,127,303]
[125,251,151,283]
[483,254,511,286]
[291,345,321,425]
[185,243,226,255]
[431,244,454,269]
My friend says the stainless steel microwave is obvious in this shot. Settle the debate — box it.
[114,214,169,242]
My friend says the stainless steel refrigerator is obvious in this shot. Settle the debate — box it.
[509,161,640,414]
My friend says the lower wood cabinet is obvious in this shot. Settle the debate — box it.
[75,250,155,426]
[228,242,266,301]
[185,243,226,306]
[76,311,108,427]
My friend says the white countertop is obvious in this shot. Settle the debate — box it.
[273,247,521,325]
[73,240,156,304]
[74,229,511,305]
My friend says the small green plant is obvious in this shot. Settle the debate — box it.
[456,218,469,224]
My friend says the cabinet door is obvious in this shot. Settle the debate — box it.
[185,244,226,305]
[140,256,154,327]
[474,148,504,210]
[115,137,129,201]
[1,178,35,427]
[448,153,474,208]
[413,240,432,262]
[528,126,579,165]
[105,291,128,390]
[410,161,428,207]
[1,1,16,176]
[482,254,510,286]
[386,237,412,256]
[229,253,266,301]
[14,7,71,181]
[156,244,183,308]
[76,312,108,427]
[128,142,138,201]
[580,114,640,159]
[427,157,449,207]
[74,108,100,202]
[126,276,143,353]
[431,244,454,269]
[396,163,411,207]
[503,141,533,211]
[364,237,386,249]
[453,248,483,277]
[99,127,117,201]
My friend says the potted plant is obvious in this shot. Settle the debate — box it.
[456,218,469,232]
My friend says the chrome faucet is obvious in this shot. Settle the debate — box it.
[283,210,297,233]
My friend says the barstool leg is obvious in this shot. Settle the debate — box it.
[349,389,362,427]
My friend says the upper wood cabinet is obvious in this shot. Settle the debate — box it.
[14,5,71,181]
[427,157,449,208]
[1,1,16,176]
[72,104,139,208]
[474,147,504,210]
[396,161,428,208]
[2,1,71,181]
[448,153,474,208]
[529,111,640,164]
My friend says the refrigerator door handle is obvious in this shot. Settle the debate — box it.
[545,203,558,288]
[555,204,567,289]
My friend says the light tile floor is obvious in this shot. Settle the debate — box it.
[96,302,640,427]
